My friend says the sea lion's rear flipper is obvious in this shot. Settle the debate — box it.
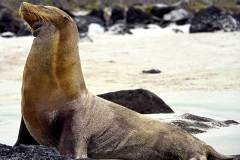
[14,117,39,146]
[207,145,234,160]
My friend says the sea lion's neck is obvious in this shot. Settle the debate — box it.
[54,23,87,97]
[23,23,86,104]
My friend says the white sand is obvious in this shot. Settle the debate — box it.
[0,25,240,154]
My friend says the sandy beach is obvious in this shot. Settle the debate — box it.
[0,25,240,154]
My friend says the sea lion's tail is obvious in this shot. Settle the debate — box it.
[207,145,235,160]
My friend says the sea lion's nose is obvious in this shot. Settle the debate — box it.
[22,2,31,7]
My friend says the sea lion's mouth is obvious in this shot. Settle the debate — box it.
[31,22,44,37]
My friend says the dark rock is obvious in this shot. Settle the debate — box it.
[74,15,105,37]
[224,120,239,125]
[88,8,107,28]
[183,113,213,122]
[190,6,240,33]
[150,4,176,28]
[171,113,239,134]
[142,69,161,74]
[0,144,70,160]
[172,120,207,134]
[98,89,173,114]
[0,5,16,33]
[126,6,152,27]
[233,13,240,23]
[110,6,126,25]
[150,4,176,19]
[15,21,31,37]
[74,15,89,34]
[0,4,30,36]
[176,18,189,25]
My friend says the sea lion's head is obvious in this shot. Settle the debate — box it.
[19,2,74,37]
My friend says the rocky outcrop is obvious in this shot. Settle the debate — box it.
[98,89,174,114]
[150,4,175,27]
[151,4,176,19]
[171,113,239,134]
[190,6,240,33]
[126,5,152,28]
[0,144,70,160]
[110,6,125,25]
[88,8,107,28]
[0,4,30,37]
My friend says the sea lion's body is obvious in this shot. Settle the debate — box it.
[19,2,232,160]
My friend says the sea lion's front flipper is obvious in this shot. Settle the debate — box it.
[14,117,39,146]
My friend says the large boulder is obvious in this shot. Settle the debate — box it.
[88,8,106,27]
[190,6,240,33]
[98,89,174,114]
[150,4,176,19]
[150,4,176,27]
[126,5,152,27]
[110,6,125,25]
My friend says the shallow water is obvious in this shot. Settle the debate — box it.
[151,91,240,155]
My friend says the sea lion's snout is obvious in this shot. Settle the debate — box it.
[20,2,38,25]
[19,2,73,37]
[20,2,47,37]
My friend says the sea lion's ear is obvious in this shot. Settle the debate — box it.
[63,16,69,22]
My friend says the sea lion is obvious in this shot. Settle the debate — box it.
[19,2,233,160]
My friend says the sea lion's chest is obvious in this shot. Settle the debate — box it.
[22,104,62,146]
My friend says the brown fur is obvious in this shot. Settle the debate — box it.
[19,2,233,160]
